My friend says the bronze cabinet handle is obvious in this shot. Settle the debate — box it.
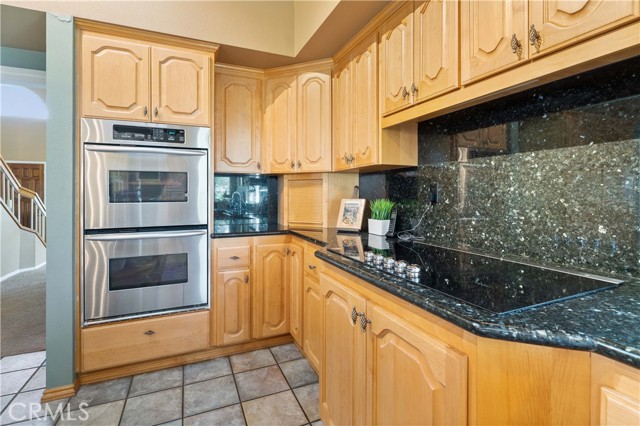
[257,162,261,170]
[401,86,409,100]
[360,314,371,332]
[351,306,359,325]
[144,330,156,335]
[154,107,159,117]
[230,256,240,260]
[297,160,302,168]
[290,161,295,168]
[308,265,316,270]
[411,82,418,95]
[529,24,541,49]
[244,275,249,284]
[144,106,148,116]
[511,34,522,58]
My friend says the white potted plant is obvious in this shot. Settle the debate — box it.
[368,199,395,236]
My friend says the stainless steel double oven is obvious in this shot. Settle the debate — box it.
[82,118,210,325]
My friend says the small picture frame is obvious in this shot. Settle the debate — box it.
[336,235,365,261]
[336,198,366,232]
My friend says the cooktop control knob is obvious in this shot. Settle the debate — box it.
[407,264,421,278]
[363,251,374,262]
[394,260,407,273]
[383,257,396,269]
[373,254,384,265]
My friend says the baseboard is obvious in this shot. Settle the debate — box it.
[41,380,79,403]
[79,334,294,385]
[0,262,46,282]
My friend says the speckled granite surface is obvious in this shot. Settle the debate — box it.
[212,226,639,368]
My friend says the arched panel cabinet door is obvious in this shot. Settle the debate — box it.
[461,0,528,84]
[253,243,290,338]
[528,0,640,57]
[215,270,251,345]
[151,45,210,126]
[81,32,150,121]
[297,70,332,173]
[264,75,297,174]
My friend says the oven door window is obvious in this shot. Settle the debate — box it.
[109,253,188,291]
[109,171,188,203]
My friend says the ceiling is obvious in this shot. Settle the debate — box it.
[1,1,390,68]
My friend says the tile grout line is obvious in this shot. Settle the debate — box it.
[117,370,135,425]
[230,369,249,426]
[270,346,312,425]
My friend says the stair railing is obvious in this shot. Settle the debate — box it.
[0,156,46,245]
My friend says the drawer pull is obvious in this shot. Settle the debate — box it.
[230,256,240,260]
[144,330,156,336]
[308,265,316,270]
[244,275,249,284]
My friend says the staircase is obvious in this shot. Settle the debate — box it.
[0,156,46,280]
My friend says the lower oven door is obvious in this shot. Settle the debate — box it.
[84,229,208,324]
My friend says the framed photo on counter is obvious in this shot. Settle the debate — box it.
[336,198,365,232]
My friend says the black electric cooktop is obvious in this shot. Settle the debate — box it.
[328,236,623,315]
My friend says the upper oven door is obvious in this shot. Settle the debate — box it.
[84,144,208,229]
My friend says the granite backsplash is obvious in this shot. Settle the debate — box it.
[360,56,640,278]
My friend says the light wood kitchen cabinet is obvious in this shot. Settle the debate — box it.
[215,270,251,346]
[81,32,150,122]
[263,74,297,173]
[263,63,332,174]
[320,272,367,425]
[302,241,323,372]
[461,0,528,84]
[333,34,379,171]
[379,0,459,116]
[379,2,414,115]
[81,311,209,372]
[253,241,290,339]
[366,303,467,425]
[212,238,253,346]
[319,268,467,425]
[214,65,263,173]
[289,241,304,346]
[80,30,213,126]
[591,354,640,425]
[528,1,640,57]
[297,71,332,173]
[278,173,359,229]
[151,45,210,126]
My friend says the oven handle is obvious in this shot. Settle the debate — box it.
[84,144,207,156]
[85,229,208,241]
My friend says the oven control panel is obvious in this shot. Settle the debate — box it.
[113,125,185,143]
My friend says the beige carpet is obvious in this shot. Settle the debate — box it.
[1,265,46,357]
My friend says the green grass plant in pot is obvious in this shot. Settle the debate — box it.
[368,199,396,236]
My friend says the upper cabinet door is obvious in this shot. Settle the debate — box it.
[379,2,414,115]
[351,35,379,168]
[332,61,352,171]
[297,71,332,173]
[413,0,460,102]
[461,0,527,84]
[81,32,150,121]
[214,72,262,173]
[529,0,640,56]
[264,75,297,174]
[151,46,210,126]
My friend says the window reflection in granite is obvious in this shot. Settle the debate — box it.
[361,56,640,277]
[213,174,278,224]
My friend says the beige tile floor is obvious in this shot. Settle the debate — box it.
[0,344,322,426]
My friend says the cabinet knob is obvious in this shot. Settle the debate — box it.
[143,106,148,116]
[529,24,541,50]
[360,314,371,333]
[351,306,359,325]
[244,275,249,284]
[154,107,159,117]
[511,34,522,58]
[144,330,156,336]
[308,264,316,270]
[257,162,261,170]
[402,86,409,100]
[230,256,240,260]
[285,248,291,256]
[411,82,418,95]
[297,160,302,169]
[290,161,295,169]
[342,153,349,164]
[348,154,354,164]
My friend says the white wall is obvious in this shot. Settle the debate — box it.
[1,117,46,162]
[0,207,45,280]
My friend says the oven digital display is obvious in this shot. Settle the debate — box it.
[109,253,188,291]
[113,125,185,143]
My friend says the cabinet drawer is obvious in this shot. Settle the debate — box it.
[217,245,251,270]
[81,311,209,371]
[304,243,320,280]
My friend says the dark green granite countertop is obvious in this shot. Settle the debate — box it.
[212,225,640,369]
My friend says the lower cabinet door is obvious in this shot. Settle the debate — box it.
[253,243,289,338]
[303,276,322,372]
[215,270,251,346]
[320,273,367,426]
[366,303,468,425]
